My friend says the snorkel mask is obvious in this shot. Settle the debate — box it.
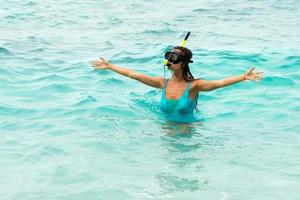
[163,31,192,66]
[164,51,193,65]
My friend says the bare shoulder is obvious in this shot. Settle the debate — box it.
[190,79,205,89]
[157,77,166,89]
[188,79,204,98]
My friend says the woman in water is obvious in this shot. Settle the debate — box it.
[91,46,263,122]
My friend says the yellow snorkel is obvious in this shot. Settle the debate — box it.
[163,31,191,66]
[180,31,191,47]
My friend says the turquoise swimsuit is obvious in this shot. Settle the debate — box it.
[160,79,198,122]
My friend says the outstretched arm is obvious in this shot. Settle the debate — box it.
[91,58,164,89]
[195,67,263,92]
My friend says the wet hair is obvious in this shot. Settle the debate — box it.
[173,46,195,82]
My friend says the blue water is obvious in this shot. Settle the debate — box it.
[1,0,300,199]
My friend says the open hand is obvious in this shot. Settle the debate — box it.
[91,57,110,70]
[244,67,264,82]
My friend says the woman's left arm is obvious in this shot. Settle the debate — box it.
[195,67,264,92]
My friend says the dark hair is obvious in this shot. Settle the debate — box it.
[173,46,195,82]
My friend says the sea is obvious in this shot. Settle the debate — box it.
[0,0,299,199]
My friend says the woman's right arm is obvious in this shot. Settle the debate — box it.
[91,58,164,89]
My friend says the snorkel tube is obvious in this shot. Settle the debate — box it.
[163,31,191,66]
[180,31,190,47]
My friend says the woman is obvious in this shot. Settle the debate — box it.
[91,46,263,122]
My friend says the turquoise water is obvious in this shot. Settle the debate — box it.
[1,0,300,199]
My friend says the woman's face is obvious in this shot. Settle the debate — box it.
[167,49,183,71]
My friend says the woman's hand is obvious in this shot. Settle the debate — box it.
[244,67,264,82]
[91,57,110,70]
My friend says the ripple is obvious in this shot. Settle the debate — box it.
[22,144,69,163]
[111,54,160,64]
[142,28,175,35]
[34,74,69,82]
[130,90,160,113]
[0,106,37,116]
[81,141,118,154]
[5,12,36,21]
[5,15,16,19]
[263,76,295,86]
[284,55,300,66]
[103,77,125,85]
[39,84,75,93]
[73,95,97,106]
[193,8,213,13]
[22,1,37,6]
[95,105,138,120]
[50,165,96,185]
[212,111,237,119]
[285,55,300,62]
[38,145,68,157]
[28,48,45,53]
[0,47,12,55]
[214,50,267,62]
[108,17,123,25]
[156,173,206,192]
[279,64,296,70]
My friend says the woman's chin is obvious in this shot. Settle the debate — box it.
[167,66,174,71]
[167,64,173,70]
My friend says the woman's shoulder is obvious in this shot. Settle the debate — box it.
[190,78,205,86]
[159,77,168,88]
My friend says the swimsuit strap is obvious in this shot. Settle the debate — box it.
[183,82,191,98]
[162,79,169,95]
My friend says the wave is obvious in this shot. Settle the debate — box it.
[95,105,138,119]
[73,95,97,107]
[263,76,295,86]
[110,54,160,64]
[28,48,45,53]
[142,28,175,35]
[0,47,12,56]
[34,74,69,82]
[213,50,267,62]
[193,8,213,13]
[285,55,300,62]
[23,1,37,6]
[0,106,37,116]
[39,84,76,93]
[108,17,124,25]
[102,77,125,85]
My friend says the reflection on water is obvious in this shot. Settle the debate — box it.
[160,120,203,136]
[156,120,230,194]
[156,172,208,193]
[155,120,209,193]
